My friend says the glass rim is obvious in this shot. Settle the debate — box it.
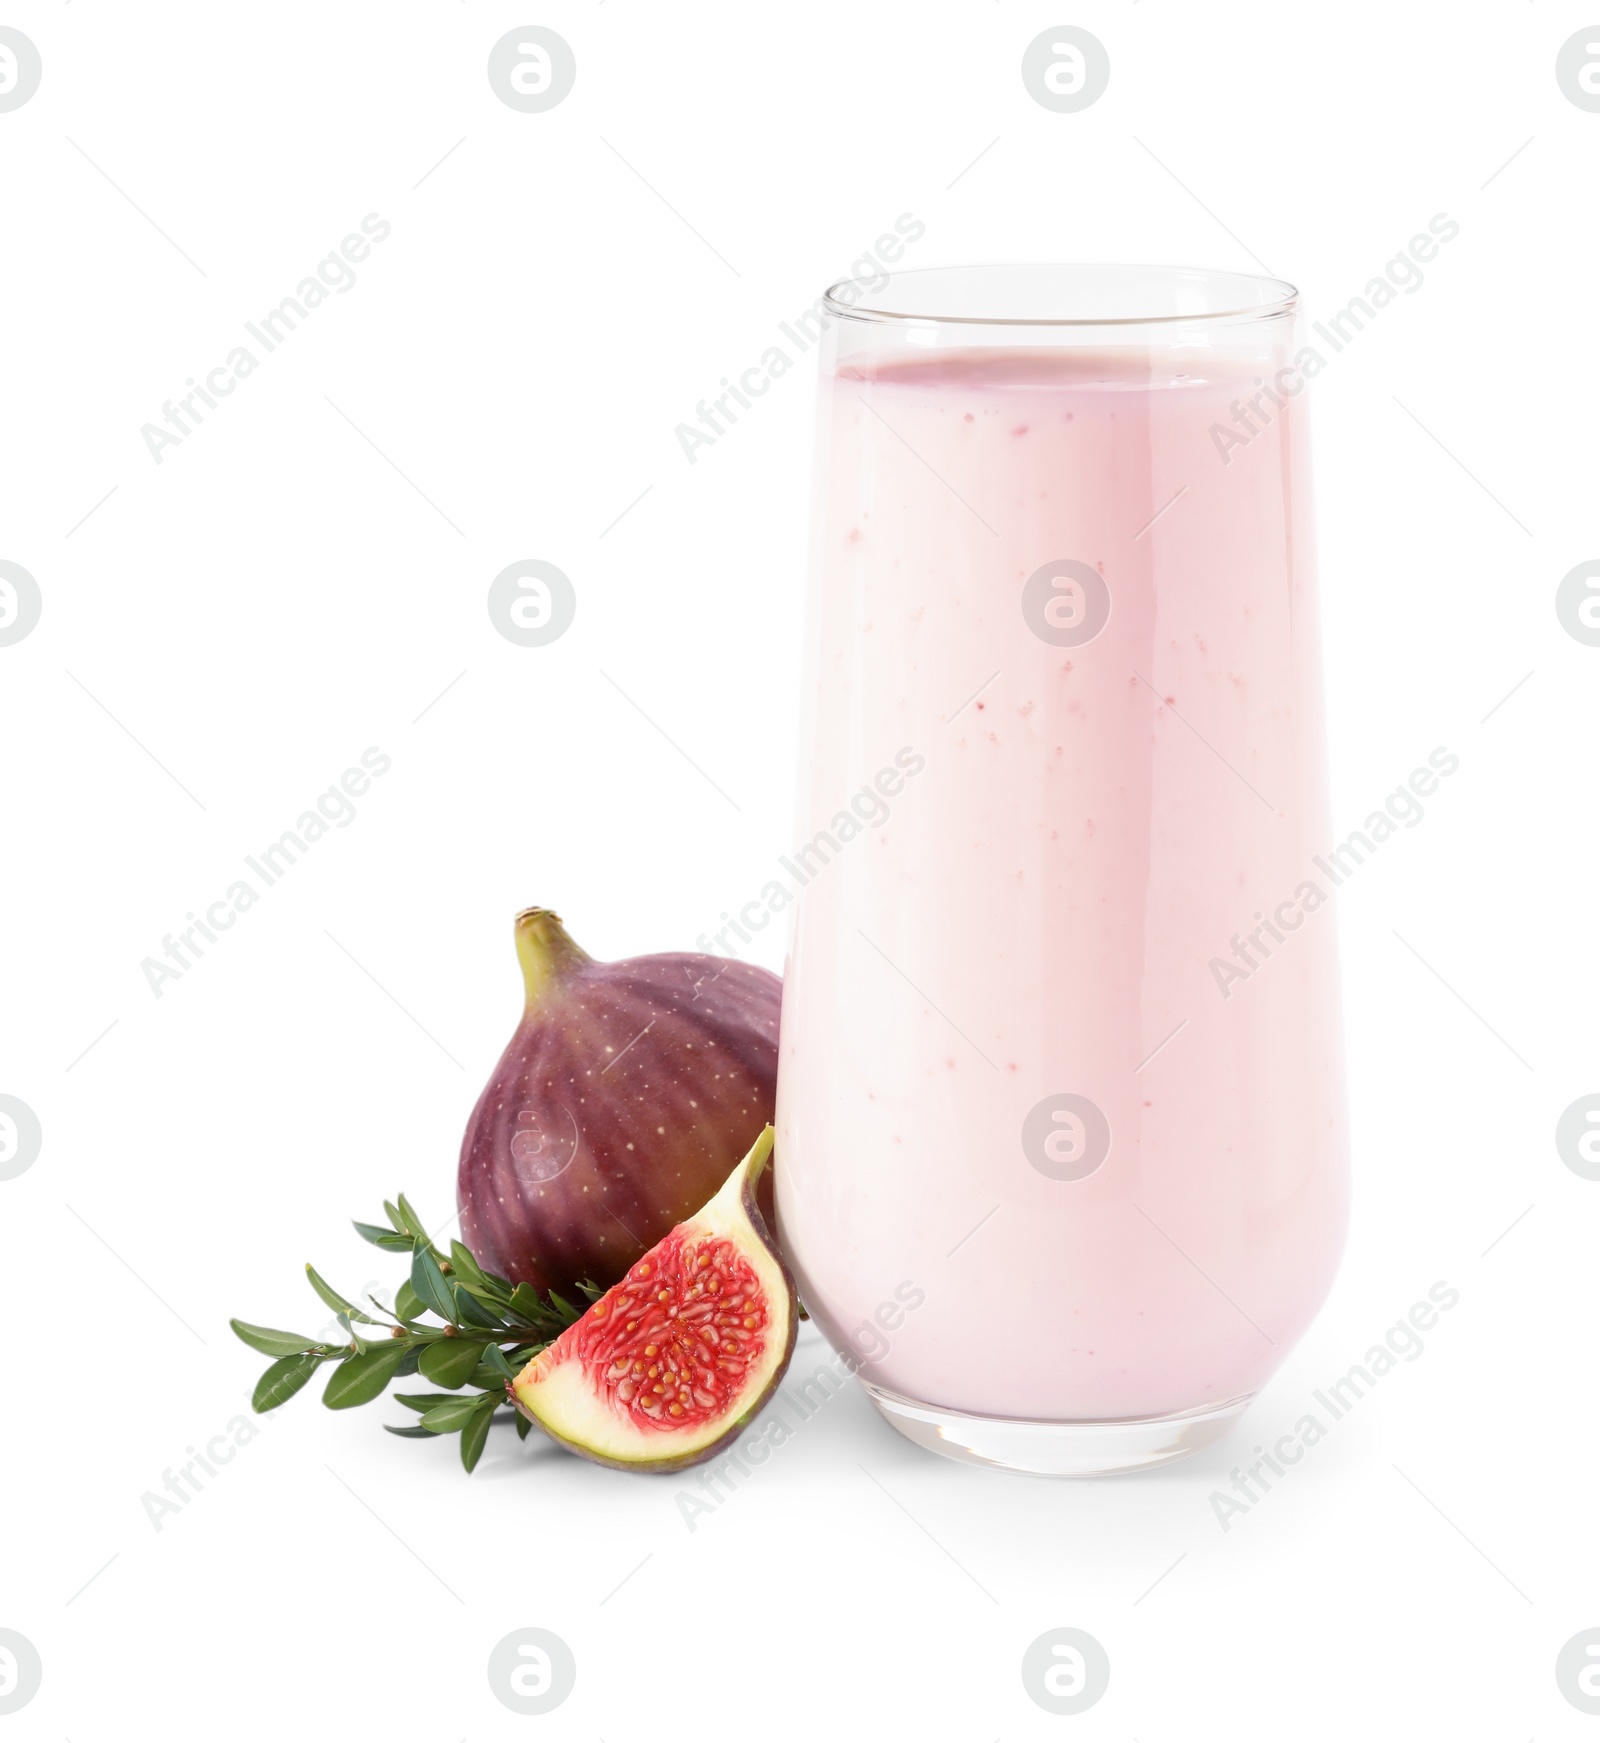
[822,262,1299,330]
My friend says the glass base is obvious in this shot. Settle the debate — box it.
[862,1383,1254,1476]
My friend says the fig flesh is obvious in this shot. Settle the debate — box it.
[510,1127,796,1471]
[458,908,780,1298]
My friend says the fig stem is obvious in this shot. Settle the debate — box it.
[514,907,592,1009]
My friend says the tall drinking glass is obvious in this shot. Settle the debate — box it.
[774,265,1348,1474]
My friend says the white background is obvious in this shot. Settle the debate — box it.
[2,2,1597,1736]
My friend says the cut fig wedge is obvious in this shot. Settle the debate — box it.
[509,1126,797,1472]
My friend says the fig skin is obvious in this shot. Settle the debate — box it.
[457,908,780,1298]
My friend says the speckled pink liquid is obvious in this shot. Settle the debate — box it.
[775,268,1348,1466]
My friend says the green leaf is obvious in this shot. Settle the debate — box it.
[306,1263,379,1324]
[460,1396,498,1473]
[514,1411,531,1441]
[506,1283,572,1332]
[419,1395,490,1432]
[384,1423,438,1439]
[394,1346,421,1377]
[451,1284,502,1330]
[353,1221,412,1252]
[505,1283,553,1326]
[393,1391,462,1413]
[322,1339,414,1409]
[479,1342,518,1381]
[253,1352,323,1412]
[383,1199,408,1234]
[395,1193,432,1246]
[410,1245,457,1322]
[231,1318,324,1359]
[336,1315,380,1357]
[576,1278,604,1303]
[448,1241,487,1288]
[394,1281,427,1323]
[418,1337,486,1389]
[547,1290,583,1325]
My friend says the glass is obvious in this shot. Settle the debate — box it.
[774,264,1349,1475]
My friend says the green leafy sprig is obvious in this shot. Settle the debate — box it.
[230,1193,597,1472]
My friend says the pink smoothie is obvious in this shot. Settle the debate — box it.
[775,345,1348,1423]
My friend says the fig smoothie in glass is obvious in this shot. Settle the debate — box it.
[774,266,1348,1474]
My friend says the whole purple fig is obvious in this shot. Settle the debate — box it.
[457,908,781,1297]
